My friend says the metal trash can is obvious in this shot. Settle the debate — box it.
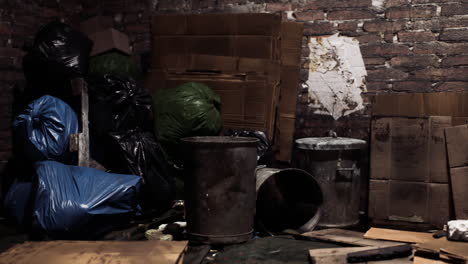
[294,137,366,227]
[182,136,258,244]
[256,168,323,233]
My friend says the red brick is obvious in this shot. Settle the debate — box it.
[367,68,409,80]
[367,81,389,91]
[364,57,387,65]
[351,33,382,44]
[385,0,409,8]
[441,56,468,67]
[440,28,468,42]
[338,22,358,31]
[328,10,375,20]
[386,6,437,19]
[0,71,23,82]
[413,0,459,3]
[390,55,439,69]
[409,18,468,33]
[295,0,371,9]
[398,32,436,42]
[384,33,394,43]
[303,22,335,36]
[435,82,468,91]
[0,57,16,70]
[266,2,293,12]
[414,42,468,55]
[413,68,468,81]
[441,3,468,16]
[125,23,150,34]
[361,43,410,57]
[363,20,406,33]
[131,40,151,54]
[392,81,433,92]
[295,10,325,21]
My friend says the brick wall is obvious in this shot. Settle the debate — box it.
[1,0,467,167]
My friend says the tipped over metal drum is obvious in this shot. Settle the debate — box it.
[182,136,258,245]
[256,168,323,233]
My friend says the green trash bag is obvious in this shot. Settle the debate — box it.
[153,82,223,160]
[89,52,142,79]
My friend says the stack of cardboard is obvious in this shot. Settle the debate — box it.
[146,14,303,161]
[369,92,468,228]
[80,16,131,56]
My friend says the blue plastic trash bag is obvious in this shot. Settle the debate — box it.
[3,181,34,227]
[33,161,142,239]
[13,95,78,162]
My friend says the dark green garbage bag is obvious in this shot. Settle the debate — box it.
[89,52,142,79]
[153,82,223,160]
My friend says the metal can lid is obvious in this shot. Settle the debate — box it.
[295,137,367,151]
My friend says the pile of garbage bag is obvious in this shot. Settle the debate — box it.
[2,21,179,239]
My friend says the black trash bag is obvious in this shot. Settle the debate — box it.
[88,75,153,137]
[109,128,176,213]
[22,21,93,100]
[224,129,274,166]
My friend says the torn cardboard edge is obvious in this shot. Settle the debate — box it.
[88,28,131,56]
[364,228,434,244]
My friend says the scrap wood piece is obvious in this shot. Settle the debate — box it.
[414,237,468,262]
[347,244,412,263]
[364,228,434,244]
[302,228,403,247]
[413,256,451,264]
[309,246,376,264]
[0,240,188,264]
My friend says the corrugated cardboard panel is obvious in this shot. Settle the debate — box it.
[276,116,296,162]
[449,167,468,219]
[152,13,281,36]
[368,180,389,220]
[370,118,391,180]
[388,180,428,223]
[281,22,303,67]
[445,125,468,168]
[373,92,468,117]
[153,36,274,61]
[390,118,429,182]
[429,183,451,227]
[429,116,452,183]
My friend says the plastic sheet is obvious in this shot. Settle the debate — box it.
[33,161,142,239]
[153,82,223,159]
[224,129,273,166]
[89,52,142,80]
[13,95,78,163]
[109,128,176,213]
[88,75,152,137]
[22,21,92,99]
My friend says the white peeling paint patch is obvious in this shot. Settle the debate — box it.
[372,0,386,11]
[307,34,367,120]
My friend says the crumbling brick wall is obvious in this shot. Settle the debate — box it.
[1,0,467,169]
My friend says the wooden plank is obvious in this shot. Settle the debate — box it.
[302,228,403,248]
[414,237,468,262]
[444,125,468,168]
[364,228,434,244]
[0,240,188,264]
[309,247,376,264]
[413,256,449,264]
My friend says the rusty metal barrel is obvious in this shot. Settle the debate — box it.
[181,136,258,245]
[294,137,367,228]
[256,168,323,233]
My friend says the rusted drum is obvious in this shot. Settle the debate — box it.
[256,168,323,233]
[181,136,258,245]
[294,137,366,228]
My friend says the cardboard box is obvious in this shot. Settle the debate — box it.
[88,28,131,56]
[369,116,453,227]
[80,16,113,36]
[373,92,468,117]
